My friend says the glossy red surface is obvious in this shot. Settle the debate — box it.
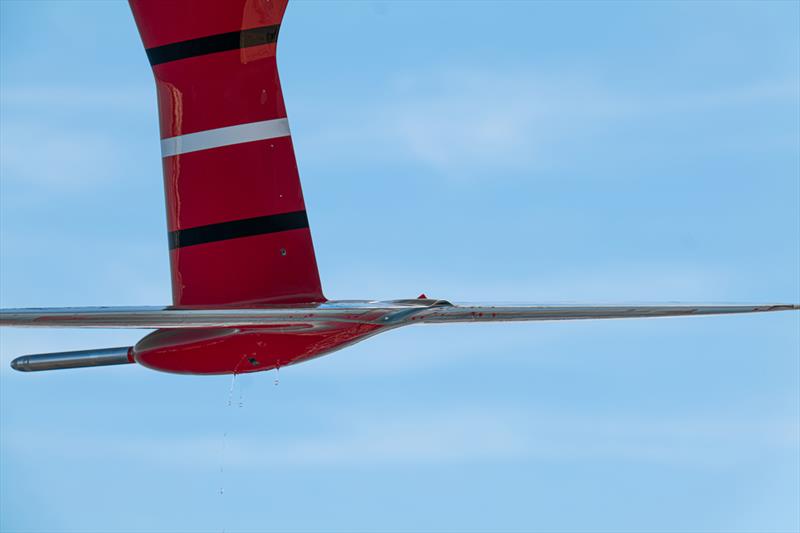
[130,0,286,49]
[162,137,305,231]
[133,324,385,375]
[129,0,325,308]
[170,229,322,306]
[152,48,285,138]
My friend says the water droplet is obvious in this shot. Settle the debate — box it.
[226,373,237,407]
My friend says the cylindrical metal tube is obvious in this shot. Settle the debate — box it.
[10,346,133,372]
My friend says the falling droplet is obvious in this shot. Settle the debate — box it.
[227,373,237,407]
[274,366,280,386]
[220,373,236,504]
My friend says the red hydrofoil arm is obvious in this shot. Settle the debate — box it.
[129,0,325,307]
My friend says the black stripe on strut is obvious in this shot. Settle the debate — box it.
[146,24,280,66]
[169,210,309,250]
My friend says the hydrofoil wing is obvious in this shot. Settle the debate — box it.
[1,302,796,329]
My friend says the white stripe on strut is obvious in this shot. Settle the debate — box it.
[160,118,291,157]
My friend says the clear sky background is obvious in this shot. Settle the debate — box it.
[1,1,799,532]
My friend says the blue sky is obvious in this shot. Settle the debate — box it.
[1,1,798,531]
